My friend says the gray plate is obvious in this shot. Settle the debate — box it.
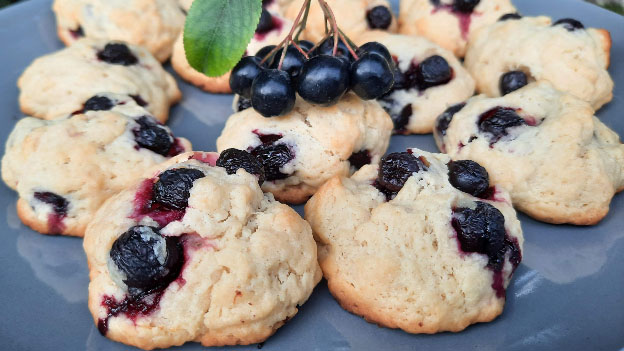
[1,0,623,350]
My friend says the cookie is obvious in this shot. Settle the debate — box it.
[52,0,185,62]
[1,93,191,237]
[171,2,292,93]
[18,39,181,122]
[305,148,523,333]
[434,82,624,225]
[285,0,397,43]
[217,93,392,204]
[464,16,613,110]
[357,31,475,134]
[399,0,516,57]
[84,151,321,349]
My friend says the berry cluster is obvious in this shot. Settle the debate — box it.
[230,36,395,117]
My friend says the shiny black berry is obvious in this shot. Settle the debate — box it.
[498,13,522,21]
[255,45,277,64]
[313,36,353,63]
[133,116,173,156]
[236,96,253,112]
[356,42,393,66]
[152,168,205,210]
[34,192,69,215]
[230,56,264,99]
[553,18,584,31]
[378,152,427,192]
[256,9,274,33]
[250,143,293,181]
[97,43,138,66]
[499,71,528,95]
[109,226,182,293]
[348,150,372,170]
[448,160,490,197]
[453,0,480,13]
[366,6,393,29]
[417,55,452,89]
[436,103,465,137]
[270,45,306,78]
[297,55,350,106]
[83,95,114,112]
[478,107,526,143]
[350,52,394,100]
[216,148,265,185]
[251,69,296,117]
[297,40,314,53]
[452,202,506,270]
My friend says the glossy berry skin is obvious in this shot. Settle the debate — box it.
[34,191,69,215]
[255,45,276,64]
[478,107,526,143]
[236,96,252,112]
[348,150,372,170]
[297,40,314,53]
[453,0,480,13]
[216,148,266,185]
[83,95,114,112]
[499,71,528,95]
[416,55,452,89]
[97,43,138,66]
[230,56,264,99]
[435,103,465,137]
[133,116,173,156]
[553,18,584,31]
[270,45,306,79]
[314,36,353,63]
[152,168,205,210]
[366,6,393,29]
[251,69,296,117]
[356,42,393,66]
[499,13,522,21]
[250,144,293,181]
[256,9,274,33]
[109,226,182,293]
[452,202,507,270]
[448,160,490,197]
[297,55,350,106]
[350,53,394,100]
[378,152,427,192]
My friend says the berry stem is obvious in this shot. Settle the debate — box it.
[260,0,311,67]
[337,30,359,60]
[317,0,339,56]
[294,0,312,42]
[291,41,310,59]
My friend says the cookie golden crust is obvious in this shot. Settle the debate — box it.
[216,93,393,204]
[1,94,191,237]
[18,39,181,122]
[356,31,475,134]
[305,149,523,333]
[84,153,321,349]
[434,82,624,225]
[286,0,397,43]
[464,16,613,110]
[399,0,516,57]
[53,0,185,62]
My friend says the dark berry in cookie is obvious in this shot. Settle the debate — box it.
[216,148,266,185]
[350,52,394,100]
[499,71,528,95]
[250,143,293,181]
[130,95,148,107]
[256,9,274,34]
[453,0,480,13]
[133,116,174,156]
[152,168,206,210]
[348,150,372,170]
[366,6,393,30]
[236,96,253,112]
[553,18,584,31]
[97,43,138,66]
[251,69,296,117]
[109,226,182,293]
[270,45,306,79]
[231,56,265,99]
[356,42,393,66]
[70,26,84,39]
[378,152,427,192]
[297,55,350,106]
[478,107,526,143]
[34,191,69,215]
[448,160,490,197]
[313,36,354,63]
[416,55,452,89]
[452,202,506,270]
[498,13,522,21]
[83,95,114,112]
[390,104,412,133]
[435,102,465,137]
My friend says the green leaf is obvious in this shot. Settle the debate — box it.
[184,0,262,77]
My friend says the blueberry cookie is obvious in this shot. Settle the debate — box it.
[84,151,321,349]
[285,0,397,43]
[399,0,516,57]
[18,39,180,122]
[305,148,523,333]
[434,82,624,225]
[217,93,393,204]
[464,16,613,110]
[171,2,292,93]
[52,0,185,62]
[357,31,475,134]
[1,94,191,237]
